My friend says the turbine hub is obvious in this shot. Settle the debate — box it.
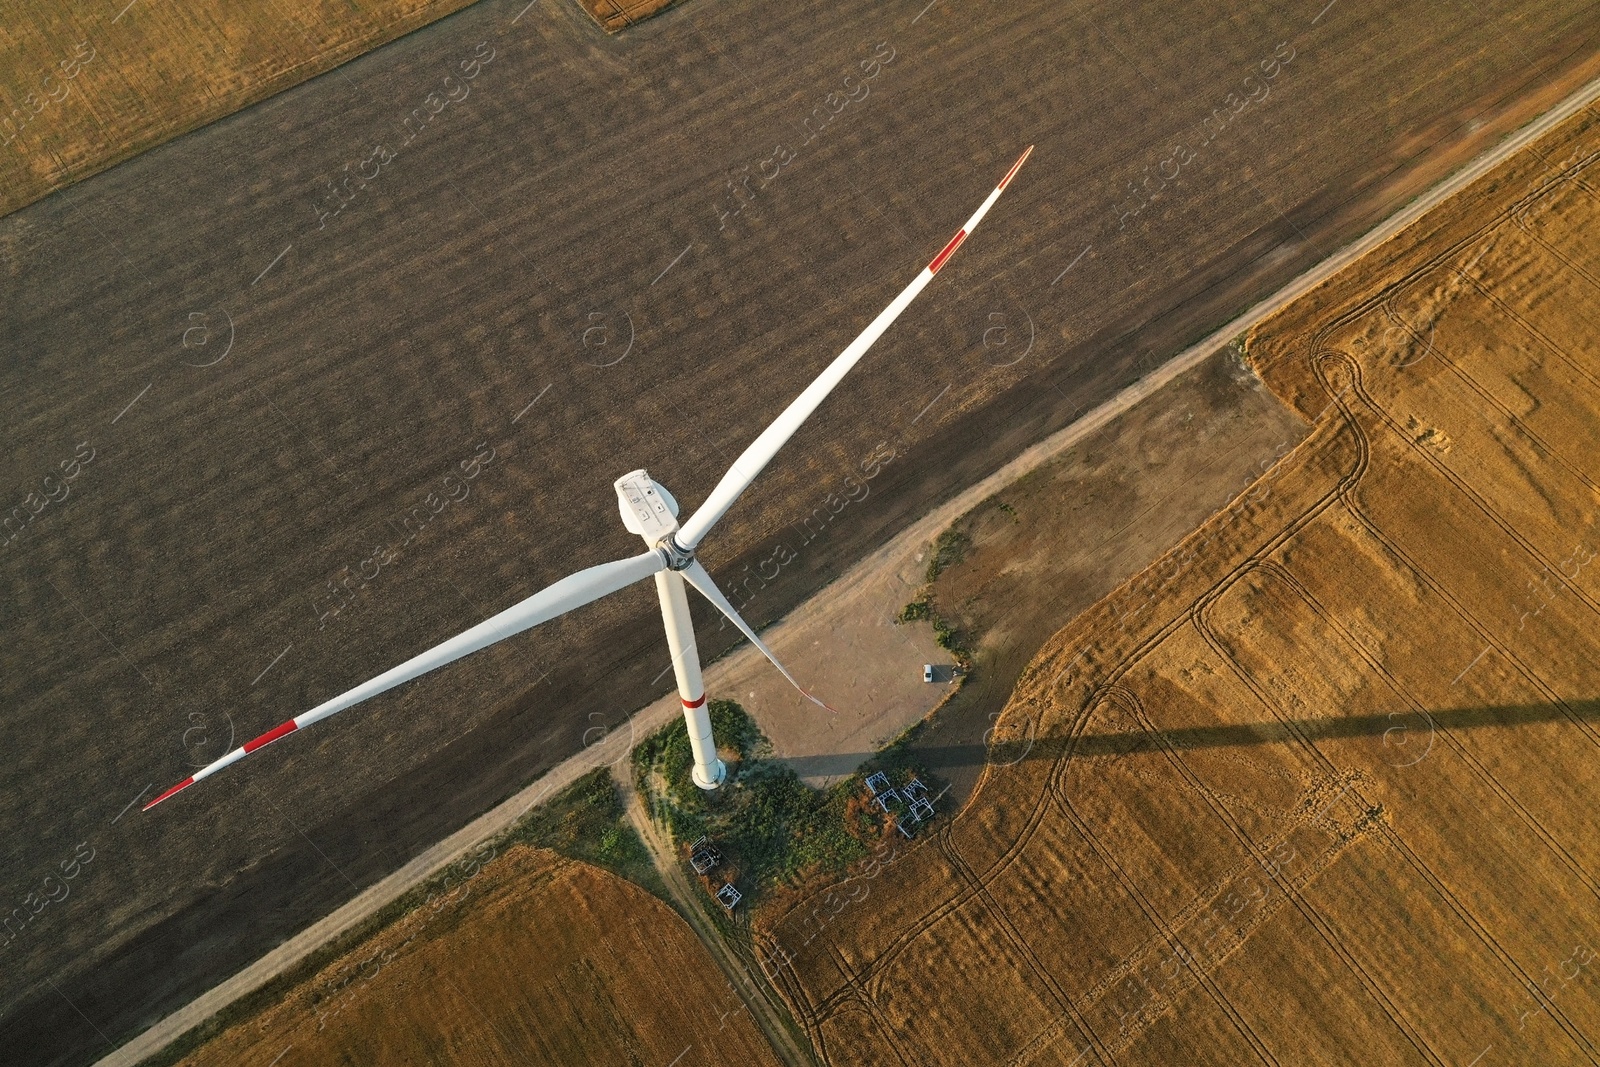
[658,534,695,571]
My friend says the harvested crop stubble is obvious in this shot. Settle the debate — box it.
[575,0,681,34]
[172,846,782,1066]
[758,104,1600,1067]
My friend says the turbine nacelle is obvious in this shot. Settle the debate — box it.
[614,469,679,537]
[613,469,695,569]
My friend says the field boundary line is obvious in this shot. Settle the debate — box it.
[94,67,1600,1067]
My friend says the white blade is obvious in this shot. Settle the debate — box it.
[674,145,1034,549]
[145,548,667,810]
[680,559,837,714]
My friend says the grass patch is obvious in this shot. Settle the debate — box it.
[500,768,663,900]
[924,529,971,583]
[898,593,969,658]
[634,701,864,891]
[897,597,932,623]
[630,703,940,908]
[633,701,941,907]
[894,527,975,660]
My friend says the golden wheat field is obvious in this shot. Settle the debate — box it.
[755,102,1600,1067]
[0,0,484,218]
[575,0,678,34]
[172,846,780,1066]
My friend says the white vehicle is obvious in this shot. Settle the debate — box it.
[923,664,935,683]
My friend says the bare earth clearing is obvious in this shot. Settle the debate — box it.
[910,348,1309,807]
[759,101,1600,1067]
[7,0,1600,1063]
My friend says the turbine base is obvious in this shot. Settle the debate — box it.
[692,757,727,791]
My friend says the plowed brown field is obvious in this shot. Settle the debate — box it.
[757,101,1600,1067]
[0,0,686,219]
[171,846,781,1067]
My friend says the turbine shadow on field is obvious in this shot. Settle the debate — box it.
[774,699,1600,779]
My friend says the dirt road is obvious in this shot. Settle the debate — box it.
[613,764,817,1067]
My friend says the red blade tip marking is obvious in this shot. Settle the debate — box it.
[805,691,841,715]
[928,229,967,275]
[998,145,1034,191]
[243,719,299,753]
[143,777,195,811]
[681,693,707,709]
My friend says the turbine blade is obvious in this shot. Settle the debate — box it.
[679,560,837,715]
[145,548,667,810]
[674,145,1034,549]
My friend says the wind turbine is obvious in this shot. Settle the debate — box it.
[144,146,1033,811]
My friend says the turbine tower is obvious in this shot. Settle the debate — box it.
[144,145,1033,811]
